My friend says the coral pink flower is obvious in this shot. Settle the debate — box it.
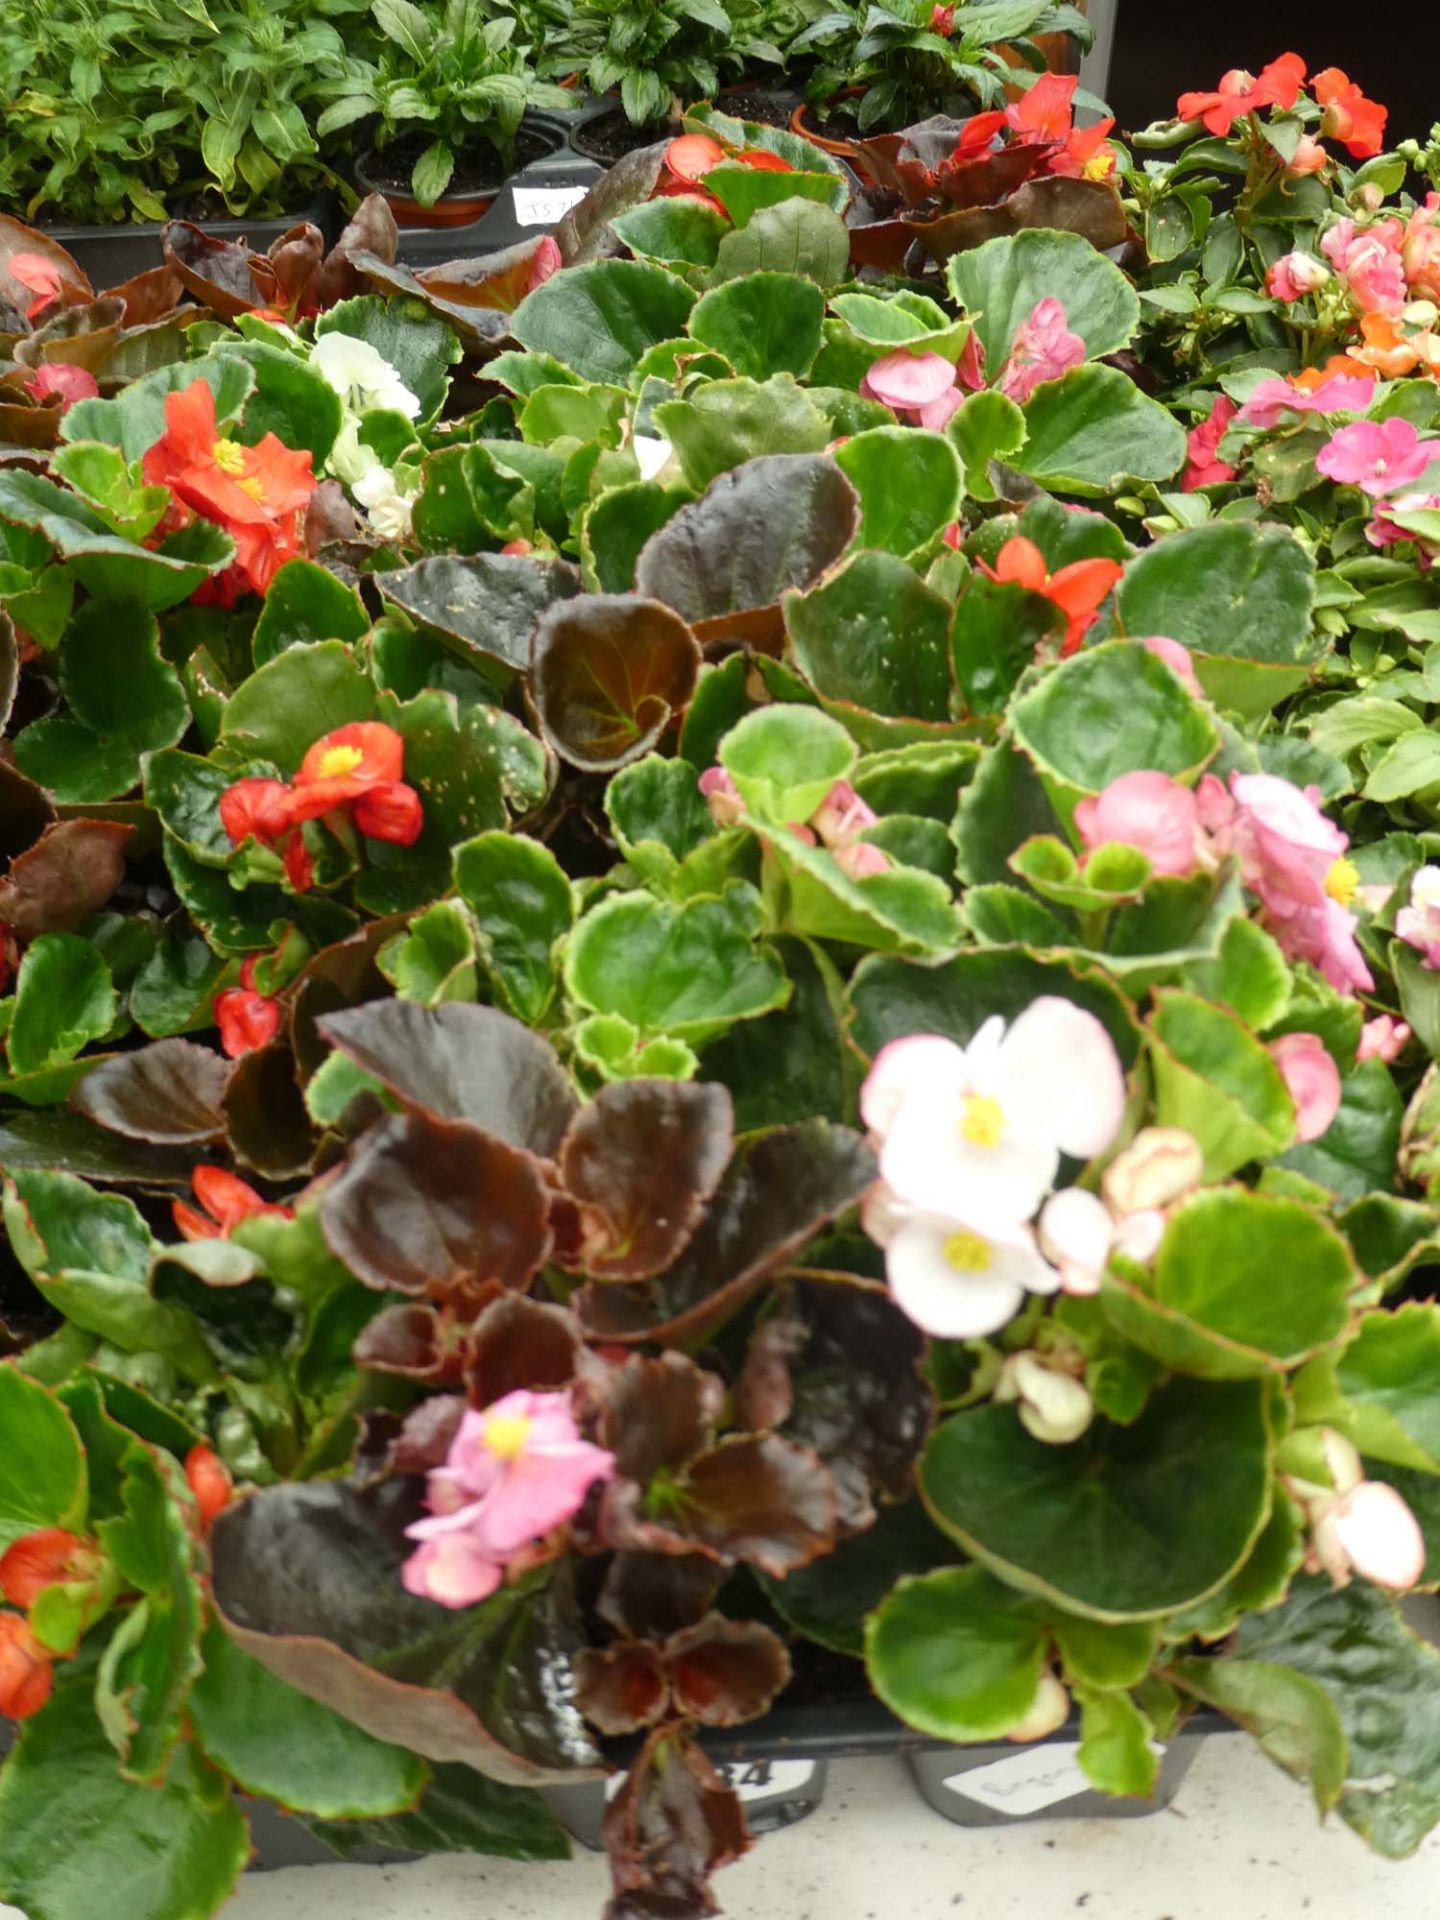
[403,1391,616,1609]
[1358,1014,1410,1063]
[0,1530,96,1610]
[8,254,64,322]
[996,298,1086,403]
[1238,371,1377,428]
[354,782,424,846]
[1316,417,1440,497]
[978,536,1122,654]
[1367,486,1440,550]
[1074,770,1202,877]
[172,1165,292,1242]
[812,781,878,849]
[213,987,281,1059]
[1321,218,1406,316]
[1182,396,1238,490]
[930,3,955,33]
[1312,66,1388,157]
[1137,634,1203,696]
[1289,135,1330,175]
[185,1446,234,1526]
[1266,251,1330,302]
[220,777,294,847]
[1396,865,1440,967]
[859,350,962,430]
[1175,52,1306,135]
[23,364,99,411]
[1268,1032,1342,1142]
[1403,195,1440,301]
[0,1615,53,1720]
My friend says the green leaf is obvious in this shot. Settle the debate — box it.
[573,1014,698,1083]
[1101,1188,1355,1379]
[583,483,689,595]
[0,1365,87,1549]
[60,359,253,465]
[252,558,370,667]
[306,1761,568,1862]
[947,228,1140,368]
[217,638,377,772]
[511,260,697,385]
[719,704,856,823]
[1075,1687,1158,1797]
[1148,990,1295,1179]
[785,549,954,722]
[1014,365,1187,495]
[865,1565,1049,1741]
[8,934,115,1075]
[1009,641,1217,806]
[0,471,232,612]
[1116,522,1323,720]
[833,428,962,557]
[948,389,1026,500]
[1298,1304,1440,1473]
[921,1378,1273,1621]
[191,1621,426,1817]
[379,551,579,677]
[1281,1058,1402,1202]
[1237,1576,1440,1856]
[564,884,790,1045]
[1181,915,1291,1029]
[687,273,826,381]
[1168,1654,1345,1811]
[611,197,730,269]
[225,341,343,466]
[1364,732,1440,803]
[380,901,477,1006]
[653,374,830,491]
[703,164,845,227]
[711,199,852,289]
[0,1680,249,1920]
[453,832,574,1024]
[13,600,189,802]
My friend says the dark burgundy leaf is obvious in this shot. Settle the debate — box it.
[289,917,408,1079]
[602,1727,748,1920]
[633,456,859,653]
[911,174,1130,265]
[320,1110,552,1297]
[600,1353,724,1484]
[681,1434,838,1577]
[349,251,515,351]
[598,1553,725,1640]
[313,195,399,311]
[305,478,368,554]
[465,1294,581,1407]
[70,1038,229,1145]
[577,1121,877,1347]
[393,1394,466,1474]
[224,1041,316,1178]
[319,1000,578,1156]
[0,818,131,936]
[100,262,183,326]
[557,146,668,266]
[0,1108,194,1190]
[530,595,701,773]
[0,761,55,865]
[574,1641,669,1735]
[734,1308,806,1432]
[418,236,561,315]
[379,552,582,675]
[266,224,327,312]
[560,1081,733,1282]
[210,1478,602,1785]
[161,221,274,318]
[353,1302,461,1381]
[665,1615,790,1728]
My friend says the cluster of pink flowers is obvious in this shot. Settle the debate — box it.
[1396,866,1440,968]
[700,769,890,879]
[858,298,1084,427]
[403,1391,616,1609]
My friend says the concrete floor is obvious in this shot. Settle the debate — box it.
[34,1732,1416,1920]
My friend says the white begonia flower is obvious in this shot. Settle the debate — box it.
[1299,1430,1426,1594]
[353,464,416,542]
[869,998,1126,1233]
[310,331,422,419]
[882,1209,1060,1340]
[994,1351,1093,1445]
[632,434,674,481]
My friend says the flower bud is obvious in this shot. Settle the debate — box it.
[698,766,744,829]
[1101,1127,1203,1218]
[185,1446,234,1527]
[0,1614,53,1719]
[1008,1669,1070,1743]
[832,839,891,880]
[995,1352,1094,1445]
[0,1530,95,1610]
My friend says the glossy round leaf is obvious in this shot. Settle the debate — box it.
[947,228,1141,369]
[511,259,697,385]
[866,1566,1049,1742]
[530,594,701,772]
[1009,640,1217,799]
[687,273,826,381]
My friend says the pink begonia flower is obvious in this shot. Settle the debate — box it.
[698,765,743,828]
[955,331,986,392]
[402,1390,615,1608]
[1200,771,1374,993]
[1182,395,1238,490]
[1266,251,1331,302]
[1315,417,1440,497]
[1403,193,1440,301]
[1367,486,1440,550]
[1268,1032,1342,1142]
[1358,1014,1411,1063]
[812,781,877,849]
[1300,1431,1425,1593]
[833,840,891,879]
[994,1351,1093,1444]
[858,350,962,429]
[996,298,1086,404]
[1395,864,1440,967]
[1238,371,1377,429]
[528,235,562,290]
[1073,770,1202,878]
[24,364,100,411]
[1137,634,1203,696]
[1322,216,1407,316]
[863,998,1126,1231]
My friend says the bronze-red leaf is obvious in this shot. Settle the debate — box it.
[664,1615,791,1729]
[71,1037,229,1145]
[680,1433,838,1577]
[574,1640,669,1735]
[600,1352,725,1485]
[465,1293,582,1407]
[530,594,701,773]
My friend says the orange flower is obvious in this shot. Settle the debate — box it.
[9,254,63,322]
[173,1165,293,1242]
[1177,52,1305,135]
[185,1446,234,1526]
[0,1614,53,1719]
[142,381,314,602]
[290,722,406,819]
[1345,312,1426,377]
[1312,67,1387,158]
[1005,73,1115,180]
[979,535,1123,654]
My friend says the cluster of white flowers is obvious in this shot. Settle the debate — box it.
[308,331,422,541]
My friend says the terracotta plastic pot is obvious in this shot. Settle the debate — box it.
[353,148,498,227]
[788,91,867,159]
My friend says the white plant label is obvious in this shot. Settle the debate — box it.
[512,184,590,226]
[943,1743,1093,1817]
[604,1758,816,1805]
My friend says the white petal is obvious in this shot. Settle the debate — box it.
[1000,996,1127,1159]
[1113,1208,1165,1265]
[1332,1482,1427,1591]
[1102,1126,1203,1215]
[860,1035,968,1140]
[633,434,674,481]
[885,1220,1027,1338]
[860,1181,912,1249]
[1319,1428,1364,1497]
[881,1094,1057,1227]
[1037,1187,1112,1279]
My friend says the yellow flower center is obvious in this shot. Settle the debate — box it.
[960,1093,1005,1149]
[237,474,266,501]
[1325,857,1359,908]
[944,1230,993,1274]
[483,1412,533,1461]
[1082,149,1113,182]
[315,744,365,780]
[213,437,248,475]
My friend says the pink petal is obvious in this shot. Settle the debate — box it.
[860,350,957,411]
[1268,1032,1342,1142]
[401,1536,504,1608]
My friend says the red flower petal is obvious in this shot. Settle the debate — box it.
[353,780,424,846]
[214,987,281,1058]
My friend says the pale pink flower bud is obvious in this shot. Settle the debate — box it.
[1136,634,1202,696]
[1266,250,1330,301]
[833,839,891,879]
[1073,770,1202,879]
[1358,1014,1411,1063]
[812,780,879,848]
[1008,1670,1070,1743]
[698,765,743,828]
[1101,1127,1204,1217]
[1268,1032,1342,1143]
